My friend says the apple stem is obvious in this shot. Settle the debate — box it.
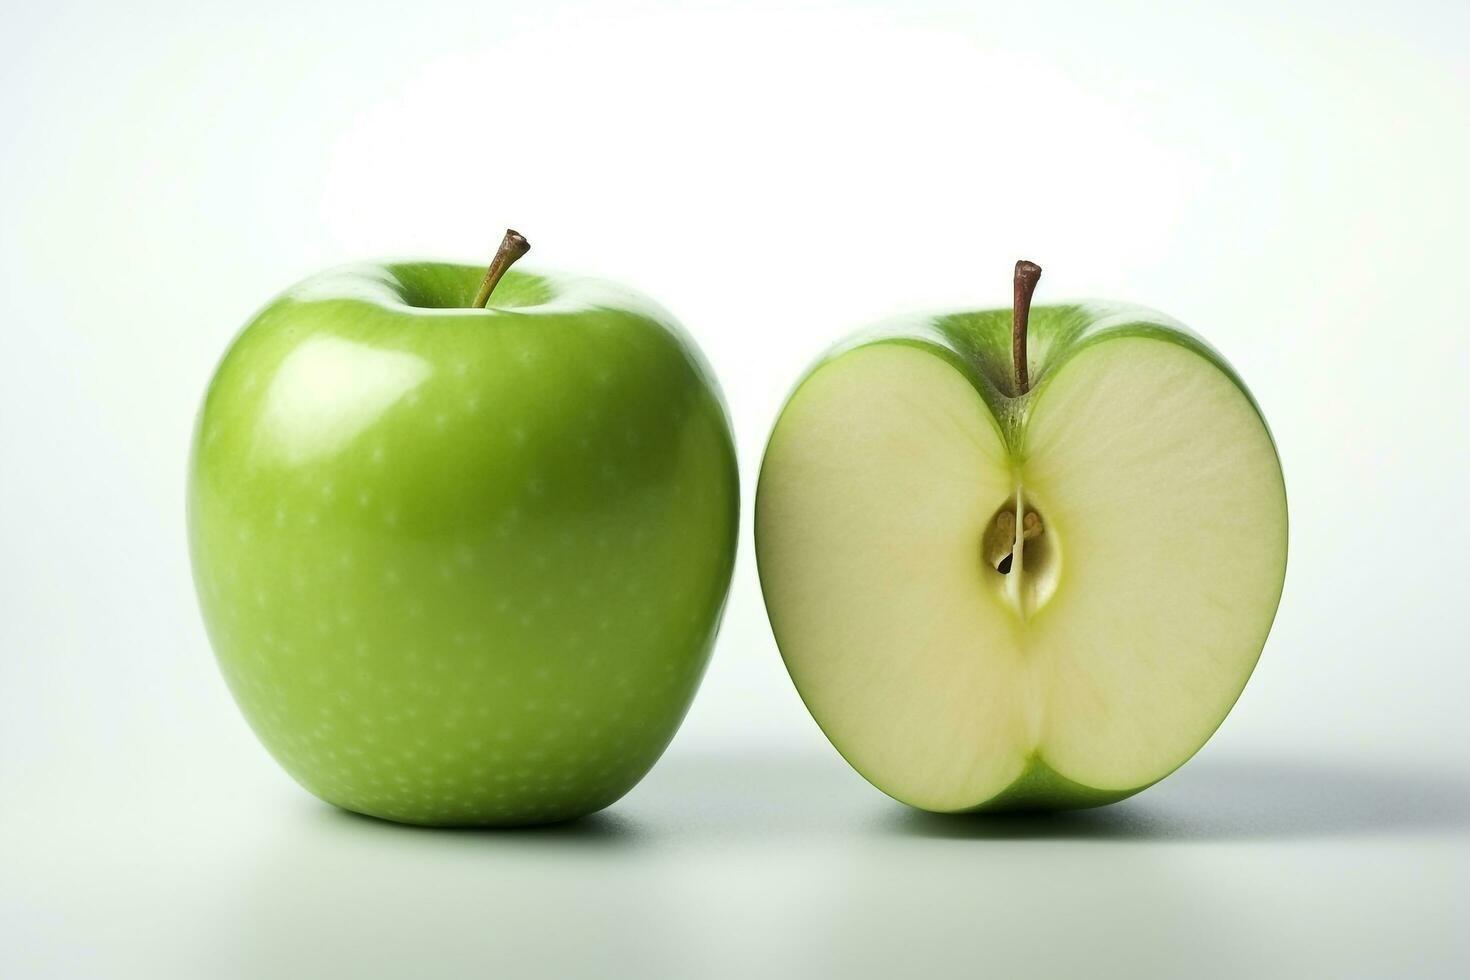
[472,229,531,308]
[1012,259,1042,395]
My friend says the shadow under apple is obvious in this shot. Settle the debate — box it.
[319,799,648,848]
[886,755,1470,842]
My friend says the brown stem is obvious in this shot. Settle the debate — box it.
[1012,259,1042,395]
[472,229,531,308]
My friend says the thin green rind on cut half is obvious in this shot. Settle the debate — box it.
[755,304,1286,813]
[976,757,1145,812]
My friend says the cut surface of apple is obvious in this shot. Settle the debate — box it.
[756,302,1287,812]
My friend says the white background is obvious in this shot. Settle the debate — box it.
[3,0,1468,976]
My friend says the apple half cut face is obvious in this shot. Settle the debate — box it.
[755,305,1287,812]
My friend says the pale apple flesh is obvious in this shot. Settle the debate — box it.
[756,306,1287,812]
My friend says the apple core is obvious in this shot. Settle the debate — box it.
[982,496,1061,618]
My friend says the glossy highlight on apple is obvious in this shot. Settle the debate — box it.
[188,232,740,826]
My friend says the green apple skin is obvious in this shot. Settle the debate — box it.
[756,302,1287,812]
[833,302,1270,449]
[189,262,738,826]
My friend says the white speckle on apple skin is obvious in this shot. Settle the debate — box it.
[190,267,738,826]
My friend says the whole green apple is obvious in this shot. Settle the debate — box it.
[189,234,738,826]
[756,262,1287,812]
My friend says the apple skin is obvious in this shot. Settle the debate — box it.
[756,302,1287,811]
[189,261,738,826]
[833,301,1270,446]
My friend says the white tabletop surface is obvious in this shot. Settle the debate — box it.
[6,743,1469,978]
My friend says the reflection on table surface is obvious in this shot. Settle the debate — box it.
[4,751,1469,979]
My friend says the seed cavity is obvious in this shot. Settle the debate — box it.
[992,510,1042,574]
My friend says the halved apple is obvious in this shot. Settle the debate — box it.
[755,267,1287,812]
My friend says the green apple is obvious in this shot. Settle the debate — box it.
[755,262,1287,812]
[189,233,738,826]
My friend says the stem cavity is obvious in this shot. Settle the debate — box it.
[472,229,531,308]
[1012,259,1042,395]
